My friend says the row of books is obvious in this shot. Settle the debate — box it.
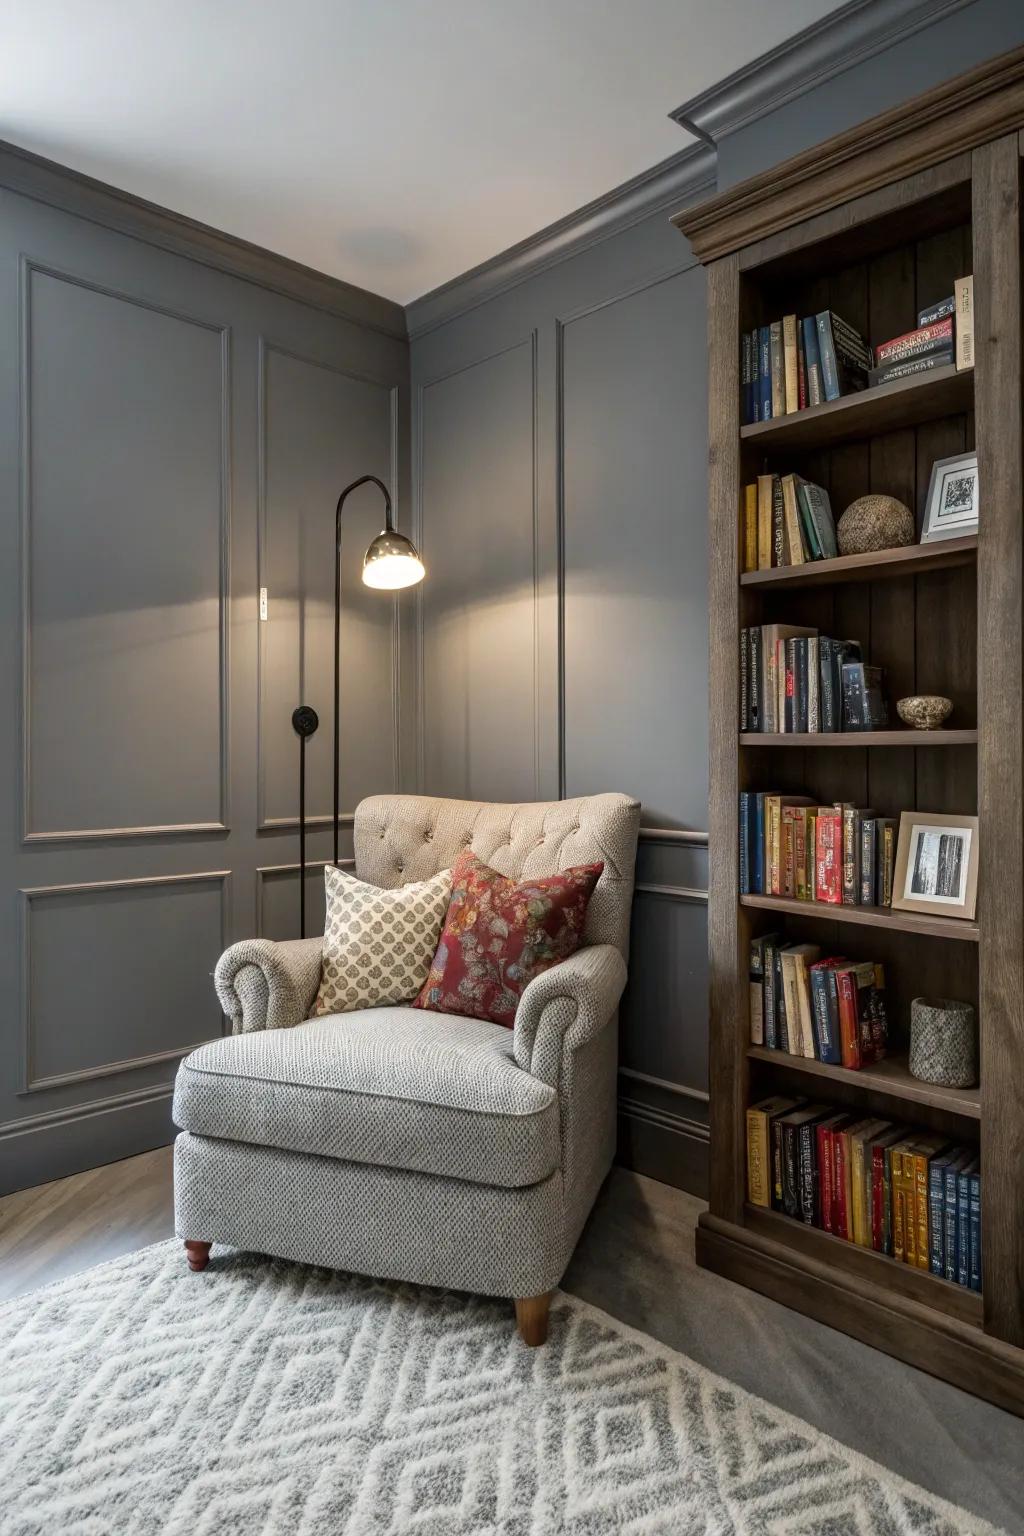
[746,1096,981,1290]
[740,626,886,733]
[740,472,838,572]
[749,936,888,1068]
[740,311,871,423]
[740,286,974,424]
[739,793,896,907]
[866,279,974,384]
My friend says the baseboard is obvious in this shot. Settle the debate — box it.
[0,1086,176,1196]
[616,1092,709,1197]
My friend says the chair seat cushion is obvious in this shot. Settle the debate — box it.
[173,1008,559,1189]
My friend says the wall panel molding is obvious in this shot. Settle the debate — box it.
[255,338,401,830]
[414,334,540,800]
[255,857,354,938]
[19,256,231,843]
[18,870,230,1096]
[0,136,404,339]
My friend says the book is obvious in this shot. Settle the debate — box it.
[796,477,838,560]
[868,348,953,387]
[764,794,813,894]
[757,474,774,570]
[778,1105,828,1218]
[783,314,799,414]
[749,934,777,1043]
[773,945,790,1054]
[759,325,772,419]
[969,1166,982,1292]
[792,944,821,1058]
[842,807,874,906]
[752,790,767,894]
[802,315,824,406]
[741,330,753,424]
[740,631,750,735]
[918,295,954,326]
[957,1156,979,1286]
[841,662,888,730]
[955,274,974,371]
[781,474,808,564]
[770,320,784,420]
[749,628,763,733]
[762,932,778,1048]
[739,785,751,892]
[792,806,813,899]
[876,818,896,906]
[852,1120,890,1247]
[808,958,843,1065]
[771,475,785,568]
[859,817,877,905]
[890,1142,910,1261]
[928,1148,960,1275]
[761,624,816,732]
[943,1149,973,1282]
[908,1135,950,1271]
[814,808,843,904]
[870,1127,904,1253]
[750,328,761,421]
[797,317,808,409]
[834,964,863,1068]
[746,1096,800,1206]
[742,483,758,572]
[817,311,870,401]
[806,639,820,734]
[816,1112,851,1233]
[875,317,953,365]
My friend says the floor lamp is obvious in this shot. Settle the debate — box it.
[294,474,424,936]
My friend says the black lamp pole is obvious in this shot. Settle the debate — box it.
[332,475,393,867]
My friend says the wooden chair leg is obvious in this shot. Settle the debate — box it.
[514,1292,552,1347]
[184,1240,212,1272]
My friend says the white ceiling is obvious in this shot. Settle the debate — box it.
[1,0,846,305]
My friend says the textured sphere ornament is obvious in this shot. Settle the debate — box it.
[837,494,915,555]
[909,997,977,1088]
[897,695,953,730]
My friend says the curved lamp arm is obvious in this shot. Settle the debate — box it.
[332,476,393,868]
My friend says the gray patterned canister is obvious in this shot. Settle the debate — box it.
[909,997,977,1089]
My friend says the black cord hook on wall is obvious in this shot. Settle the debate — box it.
[291,705,319,938]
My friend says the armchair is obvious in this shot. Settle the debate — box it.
[172,791,640,1344]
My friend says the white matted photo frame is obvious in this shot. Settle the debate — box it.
[921,451,979,541]
[891,810,979,921]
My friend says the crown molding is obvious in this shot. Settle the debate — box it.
[674,41,1024,264]
[669,0,978,143]
[0,137,406,340]
[406,144,715,340]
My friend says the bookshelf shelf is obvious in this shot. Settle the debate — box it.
[739,364,973,451]
[740,892,980,941]
[742,1205,983,1327]
[676,47,1024,1413]
[747,1045,982,1119]
[739,729,978,747]
[740,535,977,589]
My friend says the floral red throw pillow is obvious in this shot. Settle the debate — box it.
[414,850,604,1029]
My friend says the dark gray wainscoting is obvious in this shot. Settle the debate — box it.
[0,165,410,1195]
[410,168,712,1194]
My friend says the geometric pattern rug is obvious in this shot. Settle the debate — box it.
[0,1241,1006,1536]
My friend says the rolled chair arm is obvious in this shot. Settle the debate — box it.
[512,944,627,1087]
[214,936,323,1034]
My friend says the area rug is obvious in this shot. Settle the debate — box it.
[0,1241,1004,1535]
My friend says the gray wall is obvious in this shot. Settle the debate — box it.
[407,0,1024,1193]
[410,194,714,1188]
[0,167,411,1194]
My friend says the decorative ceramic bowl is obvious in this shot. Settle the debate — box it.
[837,494,915,555]
[896,694,953,730]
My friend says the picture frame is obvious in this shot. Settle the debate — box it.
[891,810,979,921]
[921,451,979,542]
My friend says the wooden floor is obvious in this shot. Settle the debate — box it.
[2,1150,1023,1530]
[0,1146,175,1303]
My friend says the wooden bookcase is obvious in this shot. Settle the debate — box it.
[674,49,1024,1415]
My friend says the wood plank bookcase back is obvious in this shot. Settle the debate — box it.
[674,46,1024,1416]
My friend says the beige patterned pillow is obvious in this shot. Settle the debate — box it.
[312,864,452,1016]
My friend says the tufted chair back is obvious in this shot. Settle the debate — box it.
[353,793,641,959]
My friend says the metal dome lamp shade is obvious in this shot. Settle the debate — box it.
[362,527,425,589]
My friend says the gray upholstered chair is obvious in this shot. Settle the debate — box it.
[172,791,640,1344]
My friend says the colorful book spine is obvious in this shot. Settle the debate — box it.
[969,1169,982,1292]
[957,1165,972,1286]
[876,317,952,364]
[802,316,823,405]
[955,274,974,371]
[759,326,772,419]
[815,810,842,904]
[944,1158,961,1283]
[891,1146,906,1262]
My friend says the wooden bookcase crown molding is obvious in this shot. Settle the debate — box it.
[678,41,1024,1416]
[673,44,1024,264]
